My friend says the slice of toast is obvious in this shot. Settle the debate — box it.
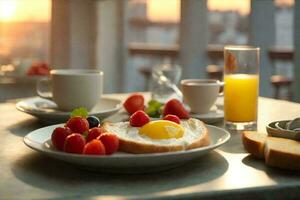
[242,131,300,170]
[265,137,300,170]
[242,131,267,159]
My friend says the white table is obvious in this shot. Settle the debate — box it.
[1,93,300,199]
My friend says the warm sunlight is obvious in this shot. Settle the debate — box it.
[275,0,294,6]
[147,0,251,22]
[208,0,250,15]
[0,0,50,22]
[0,0,17,21]
[140,0,295,22]
[147,0,180,22]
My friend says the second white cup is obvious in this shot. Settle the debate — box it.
[181,79,223,114]
[37,69,103,111]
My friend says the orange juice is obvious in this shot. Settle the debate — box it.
[224,74,259,122]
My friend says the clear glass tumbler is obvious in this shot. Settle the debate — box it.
[150,63,182,103]
[223,45,260,131]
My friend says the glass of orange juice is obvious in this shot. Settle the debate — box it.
[224,45,260,130]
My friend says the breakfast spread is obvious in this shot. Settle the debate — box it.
[51,94,211,155]
[242,131,300,171]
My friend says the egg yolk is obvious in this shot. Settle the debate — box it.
[139,120,184,139]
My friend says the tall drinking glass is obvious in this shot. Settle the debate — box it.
[224,45,260,131]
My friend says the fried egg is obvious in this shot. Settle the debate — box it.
[103,118,210,153]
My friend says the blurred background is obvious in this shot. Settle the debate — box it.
[0,0,298,102]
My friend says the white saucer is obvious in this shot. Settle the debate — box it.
[190,109,224,124]
[16,97,122,124]
[24,124,230,173]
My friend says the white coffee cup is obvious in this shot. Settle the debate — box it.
[181,79,223,114]
[37,69,103,111]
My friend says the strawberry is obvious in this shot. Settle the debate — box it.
[86,127,103,142]
[123,93,145,115]
[51,127,72,151]
[130,110,150,127]
[64,133,86,154]
[98,133,119,155]
[163,114,180,124]
[83,139,106,155]
[163,99,190,119]
[66,116,89,134]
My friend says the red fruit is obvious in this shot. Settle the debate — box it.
[64,133,86,154]
[98,133,119,155]
[51,127,72,151]
[83,139,106,155]
[163,114,181,124]
[86,127,103,142]
[130,110,150,127]
[123,93,145,115]
[66,116,89,134]
[163,99,190,119]
[26,62,50,76]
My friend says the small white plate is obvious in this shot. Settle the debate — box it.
[23,124,230,173]
[16,97,122,124]
[190,109,224,124]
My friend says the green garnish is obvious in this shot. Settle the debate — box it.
[146,100,162,118]
[82,131,88,139]
[70,107,88,118]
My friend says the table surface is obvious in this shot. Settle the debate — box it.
[1,93,300,200]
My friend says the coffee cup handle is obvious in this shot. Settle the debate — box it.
[218,81,225,96]
[36,78,53,100]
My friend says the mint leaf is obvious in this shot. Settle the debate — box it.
[145,106,157,117]
[146,100,163,118]
[70,107,88,118]
[148,100,162,108]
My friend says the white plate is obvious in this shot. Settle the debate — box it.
[23,124,230,173]
[16,97,122,124]
[190,109,224,124]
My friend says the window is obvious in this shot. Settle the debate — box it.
[208,0,250,45]
[0,0,51,77]
[273,0,294,86]
[126,0,180,91]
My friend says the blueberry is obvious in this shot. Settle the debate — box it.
[87,116,100,128]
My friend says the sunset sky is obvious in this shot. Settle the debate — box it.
[147,0,251,22]
[147,0,294,22]
[0,0,295,22]
[0,0,50,22]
